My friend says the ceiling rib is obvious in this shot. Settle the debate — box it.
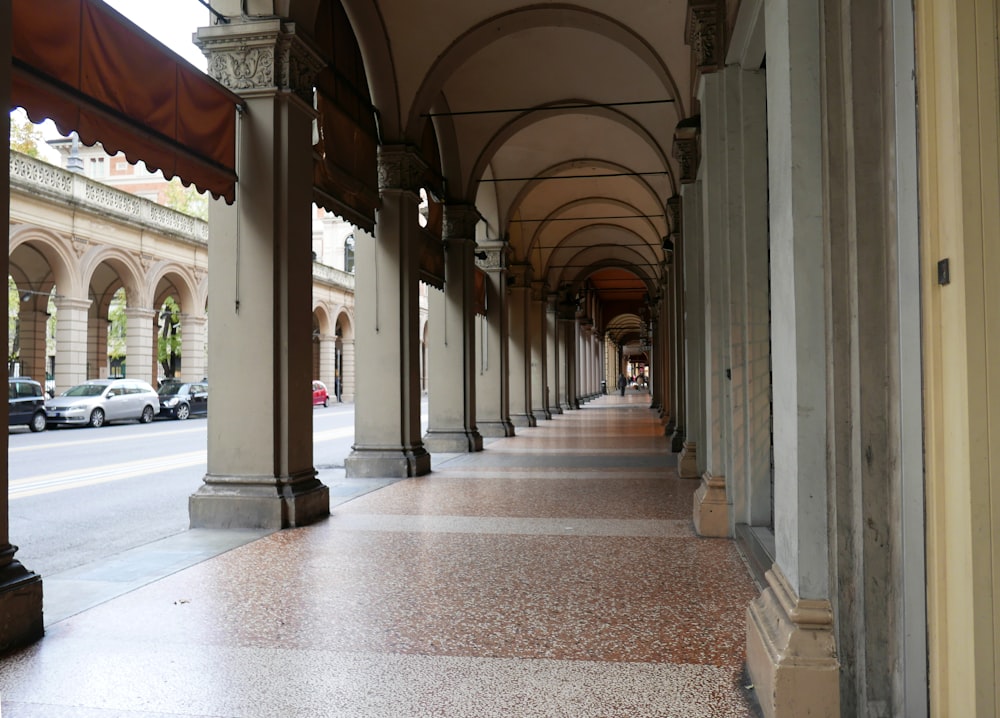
[483,171,669,182]
[423,99,675,118]
[510,214,664,222]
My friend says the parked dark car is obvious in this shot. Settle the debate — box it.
[158,381,208,420]
[8,377,47,432]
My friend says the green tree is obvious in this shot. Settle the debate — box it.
[107,288,127,362]
[163,177,208,220]
[9,115,43,158]
[8,276,20,362]
[158,297,182,378]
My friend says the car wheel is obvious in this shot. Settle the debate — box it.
[29,411,47,433]
[175,403,190,421]
[323,397,329,407]
[89,408,105,428]
[140,405,154,424]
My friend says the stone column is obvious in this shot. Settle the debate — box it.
[560,315,579,410]
[190,19,329,527]
[317,335,336,397]
[88,305,105,380]
[17,305,47,381]
[53,296,91,393]
[745,1,839,713]
[0,12,43,651]
[340,339,355,403]
[670,218,687,452]
[507,263,535,427]
[693,72,733,539]
[546,294,562,413]
[345,147,431,477]
[678,182,703,479]
[530,284,550,420]
[722,67,771,529]
[475,244,515,436]
[124,307,156,385]
[180,314,207,382]
[423,204,483,453]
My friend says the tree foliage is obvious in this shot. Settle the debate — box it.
[9,115,43,158]
[9,276,20,361]
[163,177,208,220]
[158,296,182,378]
[107,288,127,360]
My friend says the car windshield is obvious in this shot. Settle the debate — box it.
[62,383,107,397]
[158,384,185,396]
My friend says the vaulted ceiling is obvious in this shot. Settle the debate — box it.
[266,0,703,330]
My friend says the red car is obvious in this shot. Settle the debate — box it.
[312,380,329,407]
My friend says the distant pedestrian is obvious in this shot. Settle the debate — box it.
[617,373,627,396]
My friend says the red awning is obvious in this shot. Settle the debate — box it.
[9,0,240,203]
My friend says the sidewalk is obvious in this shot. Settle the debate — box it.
[0,393,760,717]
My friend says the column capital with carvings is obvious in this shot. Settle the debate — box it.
[474,244,510,273]
[443,204,481,240]
[507,262,533,289]
[195,19,324,107]
[377,145,430,194]
[685,0,723,74]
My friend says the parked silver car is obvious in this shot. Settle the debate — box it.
[45,379,161,428]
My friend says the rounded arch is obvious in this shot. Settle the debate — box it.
[468,105,674,200]
[542,228,662,287]
[77,246,144,306]
[9,225,83,298]
[403,4,686,140]
[524,195,665,254]
[333,306,355,341]
[336,0,403,139]
[148,262,201,313]
[312,301,334,337]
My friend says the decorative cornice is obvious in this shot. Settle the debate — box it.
[507,263,532,289]
[377,145,429,193]
[474,246,507,272]
[666,195,682,242]
[685,0,722,72]
[197,20,322,105]
[672,136,700,184]
[442,204,481,239]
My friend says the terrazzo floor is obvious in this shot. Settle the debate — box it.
[0,392,761,717]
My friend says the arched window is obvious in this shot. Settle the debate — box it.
[344,234,355,273]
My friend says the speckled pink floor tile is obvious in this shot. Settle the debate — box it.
[0,395,761,717]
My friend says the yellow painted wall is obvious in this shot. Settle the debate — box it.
[916,0,1000,714]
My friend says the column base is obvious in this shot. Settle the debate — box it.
[190,471,330,530]
[478,420,516,437]
[532,408,552,421]
[0,553,43,652]
[670,427,685,453]
[550,405,564,415]
[693,473,729,537]
[678,441,699,478]
[746,566,840,718]
[423,429,483,453]
[510,413,537,427]
[345,447,431,478]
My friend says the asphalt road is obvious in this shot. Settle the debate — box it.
[7,401,365,579]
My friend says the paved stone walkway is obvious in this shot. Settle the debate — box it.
[0,393,760,717]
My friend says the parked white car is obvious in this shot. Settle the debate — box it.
[45,379,161,428]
